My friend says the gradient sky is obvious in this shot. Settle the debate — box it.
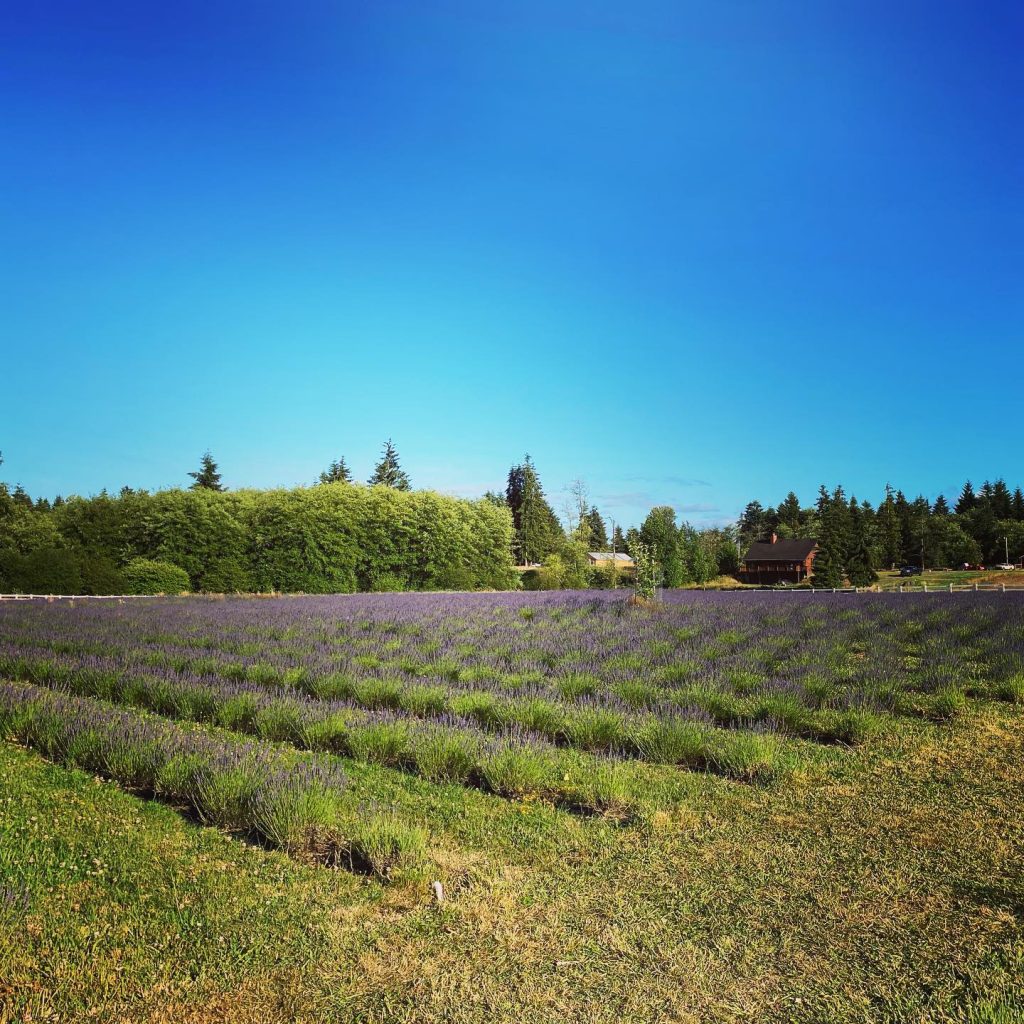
[3,1,1021,528]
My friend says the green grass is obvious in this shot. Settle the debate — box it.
[2,697,1023,1022]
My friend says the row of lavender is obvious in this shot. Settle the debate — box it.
[1,591,1021,722]
[0,681,424,878]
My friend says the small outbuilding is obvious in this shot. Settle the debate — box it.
[742,534,817,584]
[587,552,635,569]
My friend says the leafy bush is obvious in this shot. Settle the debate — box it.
[79,554,126,595]
[349,813,426,880]
[123,559,191,595]
[0,547,83,594]
[200,556,251,593]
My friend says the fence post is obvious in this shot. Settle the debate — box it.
[923,582,927,593]
[974,583,978,592]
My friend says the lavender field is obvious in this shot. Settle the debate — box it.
[3,592,1024,1022]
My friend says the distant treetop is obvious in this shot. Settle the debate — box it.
[188,451,224,491]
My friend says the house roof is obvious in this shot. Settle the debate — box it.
[588,552,634,562]
[743,539,817,562]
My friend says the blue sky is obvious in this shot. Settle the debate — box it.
[3,1,1021,527]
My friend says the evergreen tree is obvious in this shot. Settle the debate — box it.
[368,440,410,490]
[830,485,852,559]
[585,507,608,550]
[318,457,353,485]
[955,481,977,514]
[962,501,1000,563]
[611,524,627,552]
[776,492,802,534]
[894,490,915,564]
[738,500,768,547]
[909,496,930,567]
[876,484,902,569]
[931,494,950,517]
[991,479,1013,520]
[505,456,562,565]
[188,451,224,492]
[811,486,845,587]
[1012,488,1024,522]
[11,484,32,507]
[846,499,878,586]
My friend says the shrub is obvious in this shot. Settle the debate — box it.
[0,547,83,595]
[201,556,251,593]
[123,559,191,595]
[930,687,967,721]
[562,707,627,752]
[410,729,480,783]
[349,814,426,880]
[400,684,449,717]
[79,554,127,595]
[710,732,784,782]
[343,721,411,766]
[566,760,632,816]
[514,698,566,739]
[248,764,341,852]
[631,717,708,766]
[479,742,554,798]
[557,673,601,700]
[994,675,1024,704]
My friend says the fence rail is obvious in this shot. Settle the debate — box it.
[0,594,147,602]
[775,583,1024,594]
[3,585,1024,603]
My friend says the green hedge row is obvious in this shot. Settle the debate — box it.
[0,484,517,594]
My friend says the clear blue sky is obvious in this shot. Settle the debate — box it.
[3,1,1021,528]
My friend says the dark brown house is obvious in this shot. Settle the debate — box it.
[742,534,817,584]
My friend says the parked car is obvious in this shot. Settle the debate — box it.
[995,563,1015,571]
[899,565,923,577]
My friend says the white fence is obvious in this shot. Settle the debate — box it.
[778,584,1024,594]
[0,594,147,602]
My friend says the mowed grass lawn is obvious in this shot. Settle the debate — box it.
[1,593,1023,1023]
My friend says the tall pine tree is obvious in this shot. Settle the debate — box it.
[1012,488,1024,522]
[776,492,803,535]
[505,456,562,565]
[811,486,845,587]
[318,457,352,485]
[846,497,878,586]
[876,484,902,569]
[188,451,224,491]
[368,440,411,490]
[585,507,608,549]
[955,481,977,514]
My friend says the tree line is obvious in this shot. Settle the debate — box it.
[0,446,513,594]
[491,456,736,589]
[739,480,1024,587]
[3,439,1022,594]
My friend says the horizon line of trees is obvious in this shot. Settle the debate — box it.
[4,442,1023,594]
[739,480,1024,587]
[0,450,514,595]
